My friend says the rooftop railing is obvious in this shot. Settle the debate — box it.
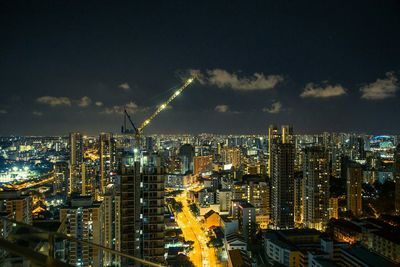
[0,216,165,267]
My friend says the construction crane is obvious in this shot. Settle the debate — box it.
[122,77,195,144]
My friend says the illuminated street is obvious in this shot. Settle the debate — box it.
[174,191,221,267]
[0,175,54,191]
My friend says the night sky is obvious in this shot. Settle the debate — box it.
[1,1,400,135]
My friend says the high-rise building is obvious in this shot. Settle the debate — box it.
[119,160,142,265]
[221,147,242,168]
[346,163,363,217]
[118,151,165,265]
[294,141,304,173]
[217,189,232,212]
[268,125,279,177]
[99,133,115,195]
[145,136,154,152]
[232,176,270,229]
[330,146,342,179]
[80,161,97,196]
[237,201,256,242]
[69,132,83,195]
[102,184,121,266]
[328,197,339,219]
[281,125,293,144]
[53,161,68,195]
[60,196,103,266]
[270,125,295,229]
[248,179,269,229]
[303,147,330,230]
[141,153,165,264]
[394,144,400,214]
[293,172,304,225]
[193,155,213,174]
[0,190,32,225]
[179,144,194,174]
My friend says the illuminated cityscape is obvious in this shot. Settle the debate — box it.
[1,1,400,267]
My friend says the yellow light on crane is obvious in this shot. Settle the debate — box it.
[135,76,196,137]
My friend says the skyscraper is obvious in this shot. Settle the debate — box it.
[281,125,293,144]
[60,196,103,266]
[193,155,213,174]
[303,147,330,230]
[221,147,242,168]
[293,172,304,225]
[99,133,115,195]
[69,132,83,195]
[53,161,68,195]
[141,153,165,264]
[80,161,97,197]
[179,144,194,174]
[394,144,400,214]
[346,163,363,217]
[268,125,279,177]
[238,201,256,242]
[145,136,154,152]
[270,126,295,229]
[119,160,142,265]
[102,184,121,266]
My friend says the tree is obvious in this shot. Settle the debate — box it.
[172,255,195,267]
[189,203,200,216]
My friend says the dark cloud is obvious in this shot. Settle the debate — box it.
[118,83,131,91]
[360,72,398,100]
[1,1,400,134]
[300,83,347,98]
[263,101,283,114]
[77,96,92,107]
[36,96,72,107]
[103,101,145,115]
[215,104,229,113]
[192,69,283,91]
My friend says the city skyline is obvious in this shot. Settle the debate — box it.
[0,127,399,266]
[1,1,400,135]
[1,1,400,267]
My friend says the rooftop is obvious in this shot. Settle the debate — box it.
[204,209,218,219]
[238,201,255,209]
[343,245,398,267]
[228,249,253,267]
[226,233,246,244]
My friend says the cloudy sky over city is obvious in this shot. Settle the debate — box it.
[1,1,400,135]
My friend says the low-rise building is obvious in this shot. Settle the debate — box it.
[263,229,324,267]
[339,245,398,267]
[227,249,255,267]
[369,230,400,263]
[204,210,220,229]
[225,233,247,251]
[220,215,238,236]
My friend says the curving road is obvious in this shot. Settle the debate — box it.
[174,192,221,267]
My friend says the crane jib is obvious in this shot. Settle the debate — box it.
[137,77,195,132]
